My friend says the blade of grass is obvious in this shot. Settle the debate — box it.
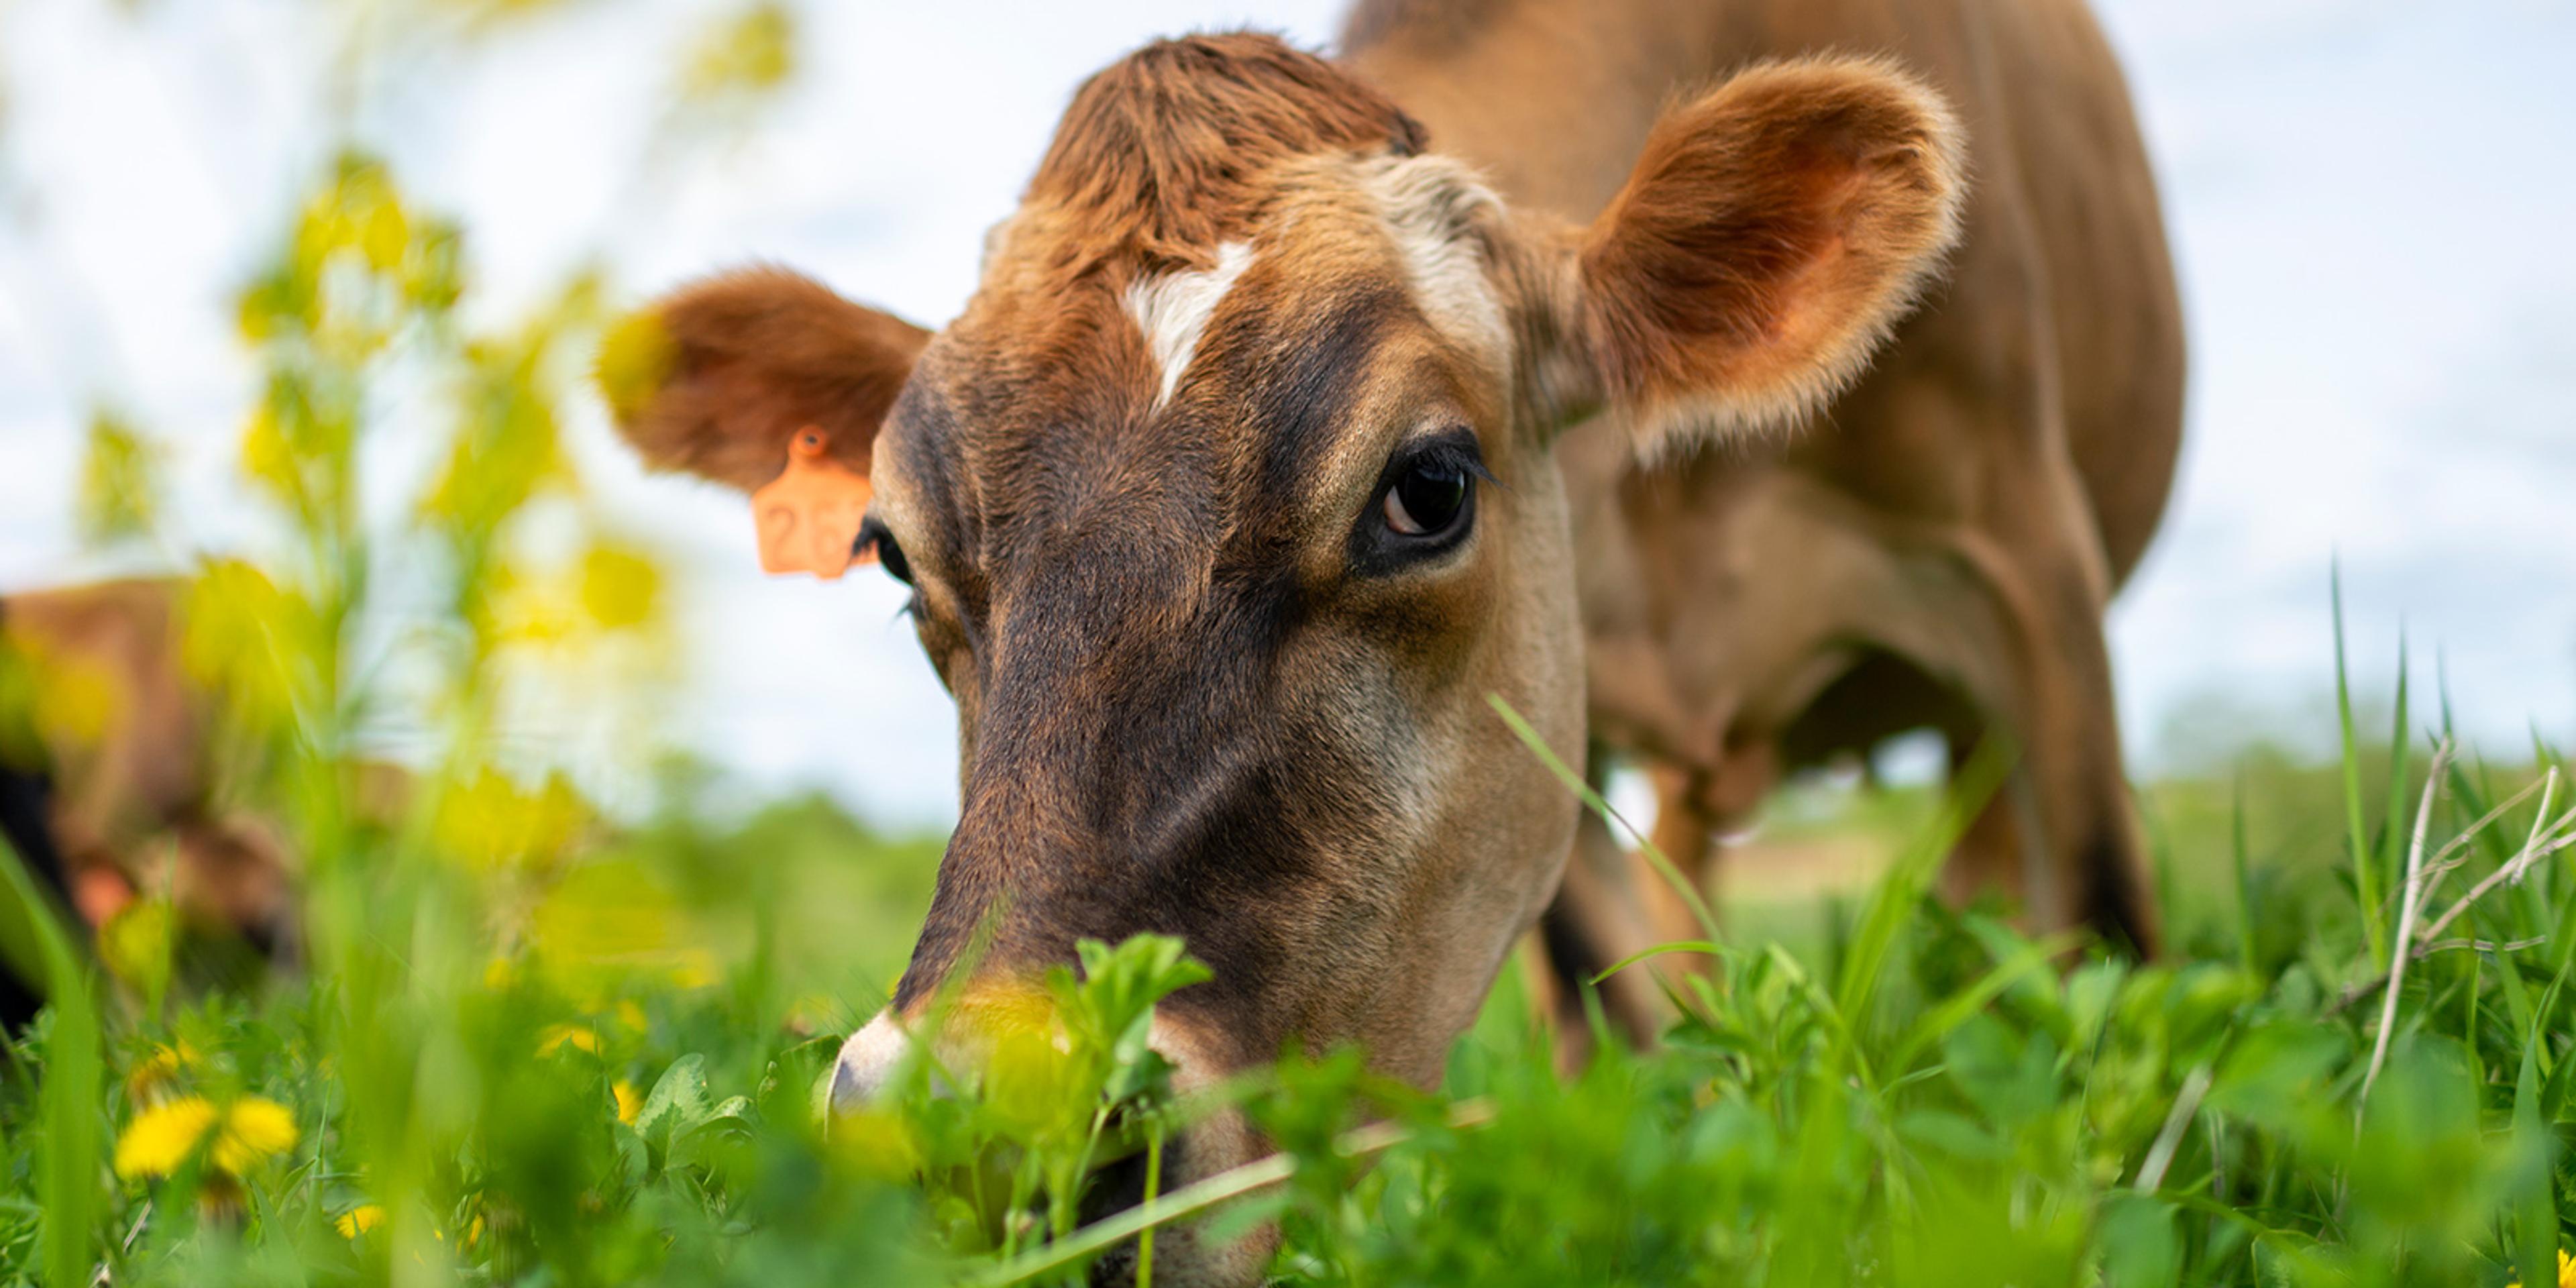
[1486,695,1721,946]
[0,833,103,1288]
[1591,941,1723,985]
[1831,736,2012,1069]
[2513,1026,2558,1288]
[2360,741,2451,1119]
[2333,564,2390,971]
[2233,771,2258,978]
[2377,628,2411,924]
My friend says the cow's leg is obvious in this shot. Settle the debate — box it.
[1936,546,2160,955]
[1680,475,2156,955]
[1638,761,1717,952]
[1531,788,1666,1062]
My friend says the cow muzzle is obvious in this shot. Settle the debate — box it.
[826,1002,1271,1286]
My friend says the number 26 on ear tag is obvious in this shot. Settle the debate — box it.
[751,427,876,580]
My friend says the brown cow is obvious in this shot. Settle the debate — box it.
[602,2,2176,1279]
[0,579,302,1021]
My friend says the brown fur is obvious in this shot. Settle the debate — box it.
[602,11,2178,1281]
[1344,0,2185,1035]
[1577,58,1965,452]
[607,268,929,490]
[1020,34,1428,274]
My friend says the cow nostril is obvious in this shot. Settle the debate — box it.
[827,1011,913,1117]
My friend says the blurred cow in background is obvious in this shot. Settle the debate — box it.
[0,579,301,1024]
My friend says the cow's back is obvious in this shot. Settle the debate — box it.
[1342,0,2185,586]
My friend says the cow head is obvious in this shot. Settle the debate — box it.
[602,32,1959,1281]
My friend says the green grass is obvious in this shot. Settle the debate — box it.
[1,692,2571,1286]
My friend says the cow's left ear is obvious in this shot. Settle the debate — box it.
[596,267,930,492]
[1529,57,1965,455]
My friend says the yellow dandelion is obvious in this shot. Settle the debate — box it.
[335,1203,384,1239]
[125,1040,201,1106]
[211,1097,299,1173]
[539,1024,600,1056]
[2506,1249,2576,1288]
[115,1096,218,1180]
[114,1094,300,1181]
[614,1000,649,1033]
[612,1081,642,1125]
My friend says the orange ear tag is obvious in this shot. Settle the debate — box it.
[751,428,877,580]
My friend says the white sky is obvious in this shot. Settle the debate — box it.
[2,0,2571,826]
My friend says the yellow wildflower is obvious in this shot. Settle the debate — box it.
[114,1097,217,1179]
[113,1095,299,1180]
[211,1097,299,1173]
[614,1000,649,1033]
[124,1041,201,1106]
[539,1024,600,1056]
[335,1204,384,1239]
[612,1081,642,1125]
[2506,1249,2576,1288]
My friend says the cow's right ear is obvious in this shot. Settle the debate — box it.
[596,267,930,492]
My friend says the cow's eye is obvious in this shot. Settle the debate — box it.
[1353,431,1486,574]
[1384,459,1469,537]
[861,519,913,586]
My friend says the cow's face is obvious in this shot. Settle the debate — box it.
[604,33,1957,1279]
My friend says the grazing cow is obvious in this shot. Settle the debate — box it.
[0,579,301,1024]
[602,0,2178,1278]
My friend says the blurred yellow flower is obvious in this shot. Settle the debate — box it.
[98,898,176,999]
[211,1098,299,1173]
[179,560,306,732]
[682,3,796,104]
[592,310,674,425]
[578,542,661,632]
[113,1095,298,1180]
[77,409,162,545]
[829,1107,919,1181]
[115,1097,216,1180]
[335,1203,384,1239]
[23,647,121,746]
[124,1040,200,1106]
[2506,1249,2576,1288]
[433,768,586,870]
[613,1081,641,1125]
[539,1024,600,1057]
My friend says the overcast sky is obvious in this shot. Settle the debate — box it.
[2,0,2571,826]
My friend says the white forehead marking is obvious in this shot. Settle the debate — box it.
[1361,155,1510,373]
[1124,239,1256,410]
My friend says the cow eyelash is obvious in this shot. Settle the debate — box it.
[857,519,924,626]
[857,519,912,586]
